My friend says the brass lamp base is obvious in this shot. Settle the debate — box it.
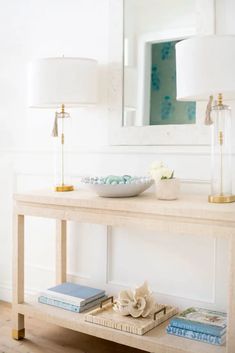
[208,195,235,203]
[55,185,74,192]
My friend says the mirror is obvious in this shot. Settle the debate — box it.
[108,0,213,146]
[123,0,196,127]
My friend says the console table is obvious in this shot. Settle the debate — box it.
[12,190,235,353]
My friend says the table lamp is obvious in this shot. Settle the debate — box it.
[28,57,97,192]
[176,35,235,203]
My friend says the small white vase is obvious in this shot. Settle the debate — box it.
[155,178,180,200]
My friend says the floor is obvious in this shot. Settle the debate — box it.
[0,301,145,353]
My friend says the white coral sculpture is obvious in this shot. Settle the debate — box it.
[113,281,157,318]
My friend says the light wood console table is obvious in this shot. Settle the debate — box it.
[12,190,235,353]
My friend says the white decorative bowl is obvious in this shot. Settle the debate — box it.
[82,177,153,198]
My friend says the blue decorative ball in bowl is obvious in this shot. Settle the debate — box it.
[81,175,153,198]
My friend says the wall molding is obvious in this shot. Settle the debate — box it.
[106,225,112,284]
[14,170,210,185]
[0,145,214,156]
[0,283,12,302]
[24,262,91,281]
[0,264,91,303]
[1,226,221,309]
[106,228,218,305]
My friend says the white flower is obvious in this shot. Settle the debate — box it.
[150,169,163,182]
[149,161,174,182]
[160,167,173,179]
[150,161,163,170]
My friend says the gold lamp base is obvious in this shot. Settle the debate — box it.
[55,185,74,192]
[208,194,235,203]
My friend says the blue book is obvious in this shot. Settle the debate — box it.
[169,307,227,337]
[39,283,105,307]
[38,295,107,313]
[167,325,226,346]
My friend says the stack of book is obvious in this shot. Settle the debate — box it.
[167,307,227,346]
[38,282,107,313]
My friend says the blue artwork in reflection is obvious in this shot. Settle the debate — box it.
[150,40,196,125]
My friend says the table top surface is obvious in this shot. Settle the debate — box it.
[14,189,235,223]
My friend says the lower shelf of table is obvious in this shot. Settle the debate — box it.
[14,300,226,353]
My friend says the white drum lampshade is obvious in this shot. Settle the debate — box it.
[176,36,235,203]
[176,36,235,101]
[28,57,98,192]
[28,57,97,108]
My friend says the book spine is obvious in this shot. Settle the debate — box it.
[38,292,84,306]
[167,325,225,345]
[39,296,82,312]
[39,291,85,306]
[39,290,105,307]
[38,295,107,313]
[170,318,225,337]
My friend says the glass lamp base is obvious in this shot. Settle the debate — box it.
[55,185,74,192]
[208,194,235,203]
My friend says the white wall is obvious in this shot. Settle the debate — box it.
[0,0,233,314]
[0,0,110,299]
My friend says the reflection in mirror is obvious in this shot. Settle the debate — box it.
[123,0,196,127]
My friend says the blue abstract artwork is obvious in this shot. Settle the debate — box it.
[150,40,196,125]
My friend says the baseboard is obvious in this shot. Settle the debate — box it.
[0,270,92,303]
[0,283,12,302]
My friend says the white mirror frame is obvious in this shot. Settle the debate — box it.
[108,0,215,146]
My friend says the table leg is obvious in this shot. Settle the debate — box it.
[56,220,67,284]
[227,235,235,353]
[12,213,25,340]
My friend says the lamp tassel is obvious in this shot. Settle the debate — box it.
[51,113,58,137]
[204,95,213,125]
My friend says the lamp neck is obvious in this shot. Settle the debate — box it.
[218,93,223,106]
[61,104,65,113]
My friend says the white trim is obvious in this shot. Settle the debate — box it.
[15,171,210,185]
[107,280,217,305]
[24,263,91,281]
[0,283,12,302]
[0,266,91,303]
[0,144,214,155]
[105,226,112,284]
